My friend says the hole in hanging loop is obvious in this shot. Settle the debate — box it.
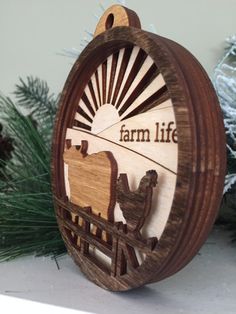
[105,13,114,30]
[94,5,141,37]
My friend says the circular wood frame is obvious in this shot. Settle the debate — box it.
[51,25,226,291]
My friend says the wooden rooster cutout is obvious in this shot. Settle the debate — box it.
[116,170,158,237]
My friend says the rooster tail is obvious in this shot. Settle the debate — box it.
[117,173,130,193]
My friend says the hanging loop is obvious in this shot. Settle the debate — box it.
[94,5,141,37]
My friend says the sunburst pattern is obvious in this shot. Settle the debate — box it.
[73,45,170,132]
[65,44,178,251]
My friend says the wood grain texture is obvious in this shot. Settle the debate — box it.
[94,5,141,37]
[63,140,117,222]
[117,170,158,234]
[65,127,177,240]
[51,5,226,291]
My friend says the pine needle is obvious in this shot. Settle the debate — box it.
[0,77,66,261]
[214,35,236,241]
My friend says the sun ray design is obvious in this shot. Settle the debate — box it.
[90,74,100,109]
[97,64,103,106]
[84,84,97,114]
[113,46,140,107]
[73,45,171,132]
[81,93,95,117]
[87,79,99,111]
[78,99,94,121]
[115,51,152,110]
[109,48,125,103]
[107,51,119,103]
[102,59,107,104]
[106,54,113,103]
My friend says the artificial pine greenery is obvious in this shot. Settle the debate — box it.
[0,123,14,175]
[0,77,66,261]
[214,36,236,241]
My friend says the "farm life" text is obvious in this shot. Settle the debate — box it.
[119,122,177,143]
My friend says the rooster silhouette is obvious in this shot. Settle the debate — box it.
[116,170,158,236]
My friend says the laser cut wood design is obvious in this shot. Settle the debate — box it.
[63,140,117,223]
[117,170,158,235]
[51,4,226,291]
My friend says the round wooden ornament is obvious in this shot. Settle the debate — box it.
[52,5,226,291]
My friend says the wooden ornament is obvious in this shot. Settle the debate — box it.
[51,4,226,291]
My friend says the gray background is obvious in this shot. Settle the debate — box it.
[0,0,235,97]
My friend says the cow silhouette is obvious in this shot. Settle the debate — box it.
[63,140,118,227]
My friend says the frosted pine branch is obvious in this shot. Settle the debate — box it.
[214,35,236,194]
[224,174,236,194]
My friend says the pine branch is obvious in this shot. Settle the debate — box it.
[214,37,236,190]
[214,34,236,241]
[0,84,66,261]
[14,76,58,115]
[14,76,59,144]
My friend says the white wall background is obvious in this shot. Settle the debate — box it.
[0,0,235,97]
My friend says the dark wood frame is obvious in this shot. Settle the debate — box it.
[51,25,226,291]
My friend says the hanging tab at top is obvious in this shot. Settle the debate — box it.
[94,5,141,37]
